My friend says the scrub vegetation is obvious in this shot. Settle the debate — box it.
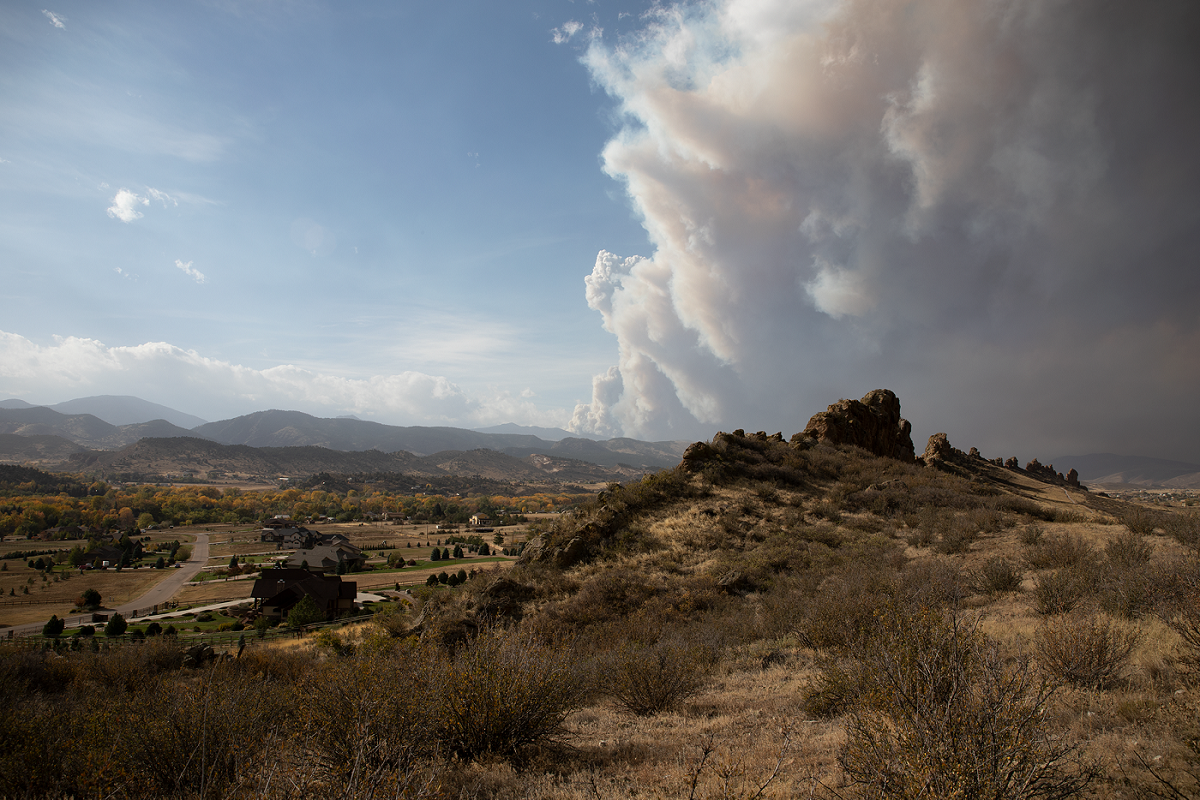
[3,432,1200,798]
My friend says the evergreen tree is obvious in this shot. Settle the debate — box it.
[104,612,127,637]
[42,614,64,637]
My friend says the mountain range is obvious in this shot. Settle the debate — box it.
[0,397,689,482]
[2,395,1197,488]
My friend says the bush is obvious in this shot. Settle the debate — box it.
[604,637,713,716]
[104,613,127,637]
[287,595,325,628]
[426,627,585,761]
[1036,613,1142,689]
[1026,533,1094,570]
[41,615,64,638]
[839,606,1092,799]
[1033,567,1094,615]
[1105,531,1154,569]
[1123,506,1162,536]
[974,557,1024,594]
[76,588,101,609]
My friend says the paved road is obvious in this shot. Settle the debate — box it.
[5,532,210,637]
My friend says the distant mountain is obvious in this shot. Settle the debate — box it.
[47,395,208,428]
[1052,453,1200,488]
[64,437,649,484]
[0,399,37,409]
[0,433,87,465]
[474,422,597,441]
[0,407,201,450]
[194,409,689,470]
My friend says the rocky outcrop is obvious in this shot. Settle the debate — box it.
[799,390,915,461]
[922,433,954,467]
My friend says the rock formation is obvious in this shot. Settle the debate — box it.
[798,389,915,461]
[922,432,954,466]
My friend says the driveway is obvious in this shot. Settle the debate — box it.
[6,532,210,637]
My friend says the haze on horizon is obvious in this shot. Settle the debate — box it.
[2,1,1198,464]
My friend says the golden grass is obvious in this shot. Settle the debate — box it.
[0,566,172,625]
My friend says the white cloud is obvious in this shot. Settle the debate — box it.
[147,187,178,207]
[0,331,571,431]
[174,259,206,284]
[106,189,148,223]
[552,20,584,44]
[42,10,65,28]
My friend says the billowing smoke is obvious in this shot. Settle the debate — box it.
[570,0,1200,461]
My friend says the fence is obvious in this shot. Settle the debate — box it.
[1,613,376,650]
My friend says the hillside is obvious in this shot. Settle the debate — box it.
[62,436,647,485]
[0,407,199,451]
[1054,452,1200,488]
[4,390,1200,799]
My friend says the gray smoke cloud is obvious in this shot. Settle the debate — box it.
[569,0,1200,462]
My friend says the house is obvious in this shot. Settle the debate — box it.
[284,542,366,574]
[470,515,492,528]
[250,568,357,620]
[81,544,125,568]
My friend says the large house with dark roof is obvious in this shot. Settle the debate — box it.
[250,568,357,621]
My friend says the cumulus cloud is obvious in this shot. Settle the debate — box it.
[174,259,206,284]
[42,10,65,28]
[552,20,584,44]
[0,331,568,431]
[106,189,148,222]
[570,0,1200,460]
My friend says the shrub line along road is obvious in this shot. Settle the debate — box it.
[5,532,210,637]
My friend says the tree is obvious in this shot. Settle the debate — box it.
[287,595,326,629]
[229,555,239,569]
[478,542,490,556]
[452,545,464,559]
[105,612,127,637]
[136,511,155,529]
[145,621,162,636]
[155,556,165,569]
[426,574,439,587]
[42,614,64,637]
[77,588,102,609]
[430,547,441,561]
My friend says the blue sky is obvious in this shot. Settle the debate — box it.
[1,1,652,426]
[3,1,1199,463]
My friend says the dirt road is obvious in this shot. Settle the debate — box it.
[5,532,210,637]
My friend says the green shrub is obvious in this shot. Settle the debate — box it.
[1036,613,1142,689]
[104,613,127,637]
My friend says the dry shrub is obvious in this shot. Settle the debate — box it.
[1155,556,1200,670]
[1020,522,1045,546]
[838,606,1092,799]
[1025,532,1094,570]
[792,568,894,652]
[896,558,968,608]
[1123,506,1164,536]
[426,626,586,761]
[1035,612,1142,689]
[303,642,433,787]
[1162,511,1200,549]
[1105,530,1154,569]
[119,664,293,798]
[1033,567,1095,616]
[974,556,1024,595]
[604,635,714,716]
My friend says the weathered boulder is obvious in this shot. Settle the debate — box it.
[799,389,915,461]
[922,432,953,466]
[680,441,719,472]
